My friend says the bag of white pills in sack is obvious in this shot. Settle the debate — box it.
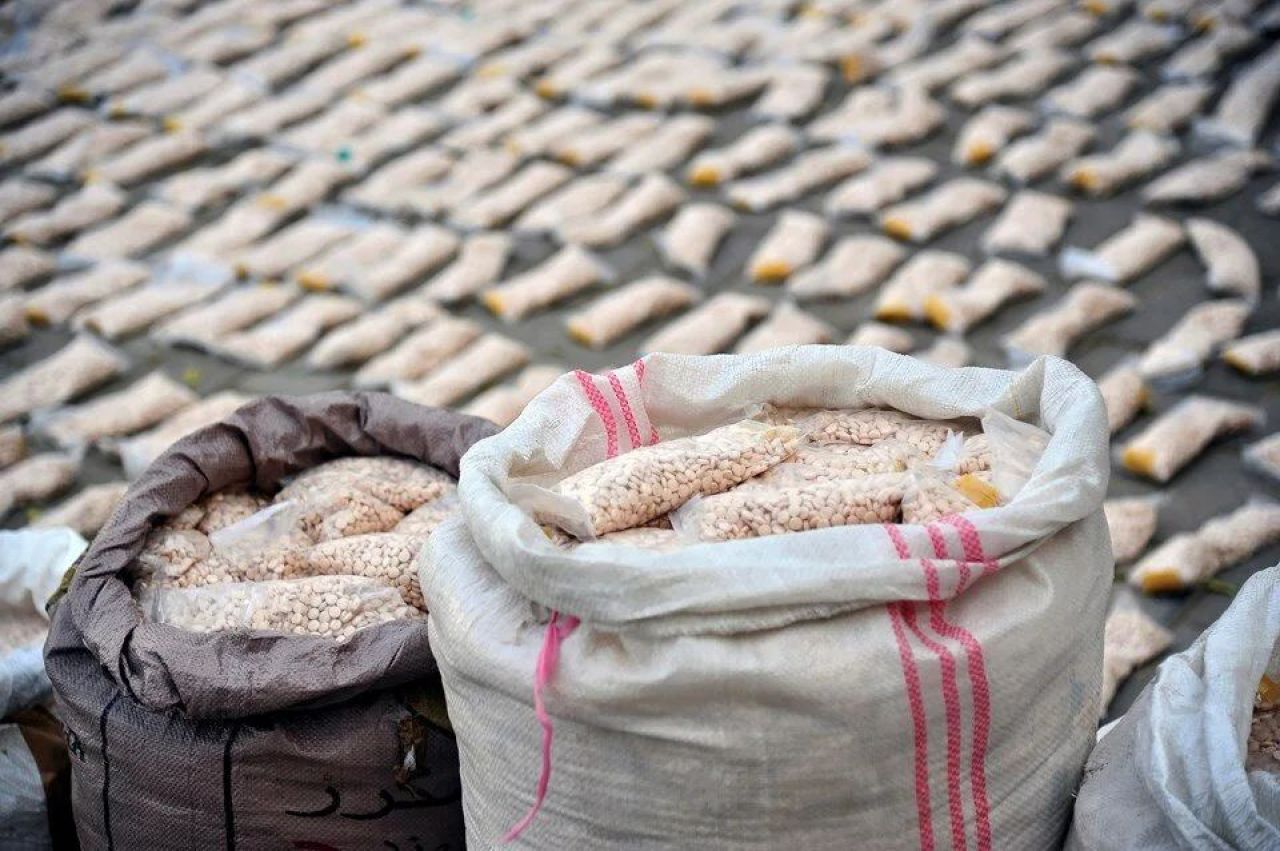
[425,347,1112,849]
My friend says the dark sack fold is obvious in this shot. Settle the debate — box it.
[45,391,497,850]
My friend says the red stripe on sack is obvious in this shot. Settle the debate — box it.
[927,524,970,595]
[630,358,659,444]
[574,370,618,459]
[929,520,995,851]
[889,524,969,851]
[888,603,936,851]
[607,371,644,451]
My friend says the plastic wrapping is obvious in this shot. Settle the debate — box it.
[342,147,454,212]
[551,113,662,168]
[63,201,191,261]
[657,203,735,278]
[1120,395,1262,482]
[735,302,834,353]
[825,156,937,217]
[993,118,1096,184]
[0,294,28,347]
[462,366,563,428]
[752,63,827,121]
[1104,497,1161,564]
[1138,299,1251,381]
[1087,19,1181,63]
[1125,81,1211,132]
[1061,131,1180,196]
[440,94,549,152]
[953,106,1034,166]
[950,49,1076,107]
[873,250,971,322]
[306,298,442,370]
[24,260,148,325]
[483,245,612,323]
[924,259,1046,333]
[606,114,714,176]
[544,419,802,538]
[280,99,386,154]
[1195,42,1280,146]
[1004,282,1136,360]
[0,178,55,225]
[1224,330,1280,376]
[917,337,973,369]
[29,120,149,180]
[880,178,1006,243]
[807,86,945,148]
[566,276,699,350]
[149,574,421,641]
[1185,217,1261,302]
[515,175,628,235]
[982,190,1074,256]
[846,321,914,353]
[0,109,94,164]
[0,335,127,424]
[642,292,770,355]
[354,316,482,389]
[686,123,799,187]
[0,452,80,514]
[1097,362,1150,434]
[726,146,870,212]
[505,106,604,157]
[91,131,205,187]
[558,173,685,248]
[358,53,461,105]
[1144,149,1272,206]
[210,294,361,368]
[36,371,196,449]
[405,148,518,218]
[294,223,407,292]
[788,235,905,300]
[153,283,300,349]
[73,276,227,340]
[1060,213,1184,284]
[747,210,828,282]
[421,232,513,304]
[393,333,530,408]
[395,489,460,537]
[176,200,285,258]
[119,391,254,480]
[1127,498,1280,592]
[451,162,572,230]
[263,160,362,214]
[891,36,1004,92]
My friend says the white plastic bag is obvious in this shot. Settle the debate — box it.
[1068,564,1280,850]
[425,348,1111,849]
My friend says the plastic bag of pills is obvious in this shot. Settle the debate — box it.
[1185,217,1261,302]
[1097,362,1150,434]
[1137,299,1251,382]
[825,156,938,218]
[1127,498,1280,592]
[1120,395,1262,482]
[1224,331,1280,377]
[1105,497,1161,564]
[788,235,906,300]
[747,210,828,283]
[566,276,699,350]
[641,292,771,356]
[1060,213,1184,284]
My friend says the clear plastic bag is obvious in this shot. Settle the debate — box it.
[824,157,937,217]
[483,245,613,323]
[0,335,128,424]
[1104,496,1161,564]
[1127,498,1280,592]
[641,292,770,356]
[1100,592,1173,713]
[566,277,698,350]
[1120,395,1261,482]
[393,334,530,408]
[305,533,427,610]
[35,371,196,449]
[788,235,906,300]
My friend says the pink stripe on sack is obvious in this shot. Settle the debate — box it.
[888,526,968,851]
[607,370,644,451]
[927,523,970,595]
[888,602,936,851]
[631,358,659,444]
[574,370,618,458]
[944,515,998,578]
[928,521,994,851]
[504,612,581,843]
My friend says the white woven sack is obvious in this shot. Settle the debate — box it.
[424,347,1112,849]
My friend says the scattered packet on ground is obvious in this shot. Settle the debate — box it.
[1105,497,1161,563]
[949,49,1076,107]
[1259,182,1280,217]
[847,322,915,353]
[551,112,662,167]
[212,294,362,368]
[90,131,206,186]
[873,250,972,322]
[1100,595,1173,712]
[924,259,1046,333]
[0,424,24,469]
[606,114,714,175]
[153,283,300,349]
[342,147,454,212]
[752,63,828,121]
[504,106,604,158]
[0,108,94,164]
[748,210,828,283]
[255,159,350,215]
[993,118,1096,184]
[119,391,254,479]
[33,480,128,538]
[294,223,407,292]
[451,161,573,230]
[0,178,55,225]
[916,337,973,368]
[1128,498,1280,592]
[419,232,512,304]
[0,451,80,514]
[1185,217,1261,302]
[393,333,530,408]
[880,177,1007,243]
[64,202,192,261]
[306,298,441,370]
[461,365,562,428]
[1061,131,1179,196]
[483,245,611,322]
[1097,362,1150,434]
[354,317,482,389]
[0,335,127,424]
[24,260,149,326]
[825,157,938,217]
[175,200,285,258]
[1142,150,1272,205]
[1042,64,1139,118]
[890,36,1005,92]
[1125,81,1212,133]
[675,472,905,542]
[550,419,802,537]
[686,123,799,187]
[558,173,685,248]
[1086,18,1181,63]
[1195,43,1280,146]
[0,246,53,291]
[809,86,946,148]
[404,147,519,218]
[953,105,1034,166]
[788,235,906,300]
[641,292,771,355]
[982,191,1073,256]
[514,175,628,235]
[1223,330,1280,376]
[1243,433,1280,483]
[1120,395,1261,482]
[28,119,149,180]
[726,146,870,212]
[657,203,735,278]
[439,93,549,152]
[1060,213,1184,283]
[234,218,355,281]
[37,371,197,448]
[0,294,28,346]
[734,302,834,353]
[1137,299,1251,381]
[1004,281,1136,359]
[566,276,699,350]
[156,148,295,212]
